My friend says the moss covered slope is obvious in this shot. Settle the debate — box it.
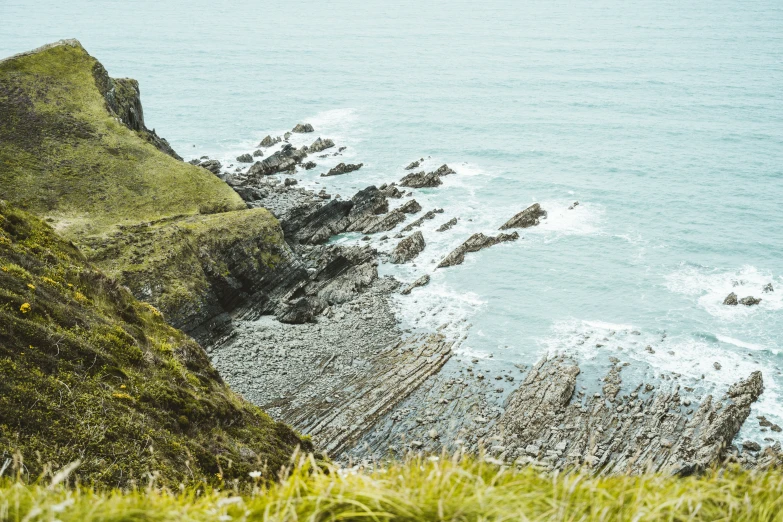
[0,39,245,239]
[0,40,293,331]
[0,201,308,487]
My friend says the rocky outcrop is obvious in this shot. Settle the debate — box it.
[405,160,420,170]
[497,355,765,475]
[259,135,281,147]
[437,232,519,268]
[432,164,456,176]
[437,217,458,232]
[253,149,264,157]
[723,292,738,305]
[740,296,762,306]
[236,153,254,163]
[401,274,431,295]
[199,159,222,175]
[309,137,335,153]
[401,208,444,233]
[322,162,363,177]
[390,231,425,264]
[248,143,307,177]
[763,283,774,293]
[400,171,443,188]
[499,203,547,230]
[292,123,314,133]
[399,199,422,214]
[303,161,317,170]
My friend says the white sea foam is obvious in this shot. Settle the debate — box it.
[665,265,781,319]
[524,200,604,238]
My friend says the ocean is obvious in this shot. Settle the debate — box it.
[2,0,782,442]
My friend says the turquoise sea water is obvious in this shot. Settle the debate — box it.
[3,1,782,442]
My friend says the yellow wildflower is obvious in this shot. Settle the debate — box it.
[27,283,35,290]
[20,303,31,314]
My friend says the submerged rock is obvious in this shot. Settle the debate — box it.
[739,296,762,306]
[437,232,519,268]
[499,203,547,230]
[308,137,335,153]
[303,161,317,170]
[322,162,363,177]
[763,283,774,293]
[253,149,264,157]
[236,153,253,163]
[723,292,738,306]
[390,231,425,264]
[292,123,315,133]
[400,171,443,188]
[401,274,430,295]
[400,208,444,233]
[405,160,420,170]
[436,217,458,232]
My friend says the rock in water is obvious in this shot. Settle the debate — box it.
[292,123,315,133]
[763,283,774,293]
[499,203,547,230]
[401,274,431,295]
[236,153,253,163]
[405,160,420,170]
[390,231,425,264]
[303,161,317,170]
[248,144,307,177]
[400,171,443,188]
[322,162,363,177]
[436,217,458,232]
[723,292,738,306]
[308,137,335,153]
[253,149,264,157]
[433,164,455,176]
[399,199,422,214]
[259,135,281,147]
[437,232,519,268]
[401,208,444,233]
[199,159,222,175]
[739,296,762,306]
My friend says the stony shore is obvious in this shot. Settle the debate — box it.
[191,125,782,471]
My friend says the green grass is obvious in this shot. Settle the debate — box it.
[1,453,782,521]
[0,40,245,240]
[0,201,308,489]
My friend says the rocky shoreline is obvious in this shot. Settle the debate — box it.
[189,123,782,471]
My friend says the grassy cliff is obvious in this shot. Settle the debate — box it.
[0,201,308,488]
[0,40,288,330]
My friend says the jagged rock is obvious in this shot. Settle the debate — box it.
[292,123,314,133]
[309,138,335,153]
[276,296,325,324]
[401,274,430,295]
[499,203,547,230]
[399,199,422,214]
[436,217,458,232]
[236,153,253,163]
[405,160,420,170]
[400,171,442,188]
[743,441,762,452]
[259,135,281,147]
[303,161,317,170]
[282,199,354,245]
[723,292,738,306]
[284,178,298,187]
[188,158,200,165]
[739,296,762,306]
[248,144,307,177]
[362,210,406,234]
[253,149,264,157]
[433,164,455,176]
[322,162,363,177]
[498,355,764,475]
[199,159,222,175]
[379,184,404,199]
[390,232,425,264]
[401,209,444,233]
[763,283,774,293]
[714,362,722,370]
[437,232,519,268]
[284,131,292,140]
